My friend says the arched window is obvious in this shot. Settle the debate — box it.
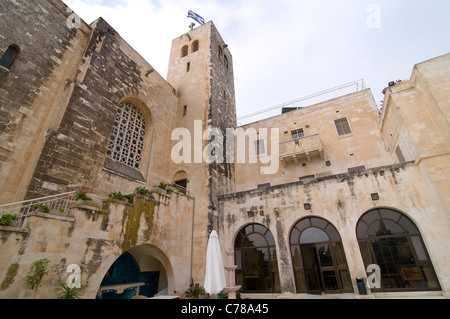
[173,170,188,194]
[106,101,146,170]
[192,40,199,53]
[181,45,188,58]
[357,208,440,292]
[0,45,19,70]
[234,224,280,293]
[290,217,353,294]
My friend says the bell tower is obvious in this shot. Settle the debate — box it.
[167,21,237,283]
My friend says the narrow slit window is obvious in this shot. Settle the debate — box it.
[0,45,19,70]
[254,139,266,156]
[192,40,199,52]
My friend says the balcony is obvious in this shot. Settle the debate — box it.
[279,134,324,167]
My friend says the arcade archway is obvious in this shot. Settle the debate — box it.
[290,217,353,294]
[356,208,441,292]
[234,224,281,293]
[97,245,173,299]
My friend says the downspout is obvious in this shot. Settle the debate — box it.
[189,194,195,287]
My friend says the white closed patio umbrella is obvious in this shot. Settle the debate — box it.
[204,230,226,295]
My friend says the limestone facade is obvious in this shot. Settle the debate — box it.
[0,0,449,298]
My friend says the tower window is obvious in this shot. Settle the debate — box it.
[334,117,352,136]
[224,55,229,70]
[106,102,146,170]
[181,45,188,58]
[0,45,20,70]
[192,40,199,52]
[186,62,190,72]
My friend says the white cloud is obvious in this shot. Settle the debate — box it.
[63,0,450,122]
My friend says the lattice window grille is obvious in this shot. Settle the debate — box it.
[334,117,352,136]
[107,102,146,169]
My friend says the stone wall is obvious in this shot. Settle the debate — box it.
[380,53,450,218]
[0,0,91,204]
[25,16,178,200]
[218,162,450,295]
[0,188,194,299]
[234,89,393,192]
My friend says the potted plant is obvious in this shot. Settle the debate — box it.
[184,285,205,299]
[75,189,92,202]
[56,283,82,299]
[0,214,18,227]
[108,191,134,204]
[135,187,154,200]
[218,289,229,299]
[33,204,50,214]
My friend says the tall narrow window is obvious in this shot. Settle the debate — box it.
[0,45,19,70]
[254,139,266,156]
[334,117,352,136]
[106,102,146,170]
[181,45,188,58]
[218,46,223,60]
[192,40,199,52]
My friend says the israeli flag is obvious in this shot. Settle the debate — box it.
[187,10,205,25]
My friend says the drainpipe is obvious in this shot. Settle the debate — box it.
[189,194,196,287]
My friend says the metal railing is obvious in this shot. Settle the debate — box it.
[0,185,192,228]
[0,191,76,227]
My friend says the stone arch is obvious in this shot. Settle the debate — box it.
[289,216,353,294]
[356,207,441,292]
[234,223,281,293]
[96,244,175,299]
[172,170,188,193]
[105,96,154,180]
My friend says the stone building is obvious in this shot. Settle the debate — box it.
[0,0,449,299]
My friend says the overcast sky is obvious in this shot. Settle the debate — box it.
[64,0,450,124]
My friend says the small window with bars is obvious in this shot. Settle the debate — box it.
[291,128,304,139]
[106,102,146,170]
[334,117,352,136]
